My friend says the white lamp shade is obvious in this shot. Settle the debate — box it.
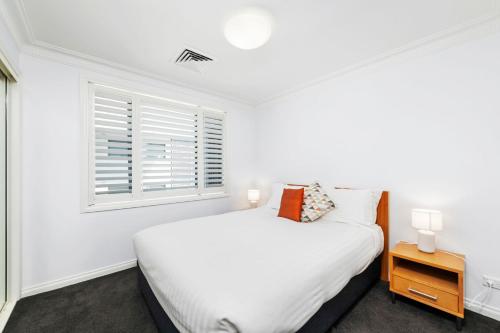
[411,209,443,231]
[224,7,273,50]
[247,189,260,203]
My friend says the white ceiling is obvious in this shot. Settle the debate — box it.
[15,0,497,104]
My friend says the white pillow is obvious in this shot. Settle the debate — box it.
[266,183,304,210]
[266,183,285,209]
[323,188,382,225]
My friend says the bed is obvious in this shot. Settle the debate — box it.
[134,191,389,333]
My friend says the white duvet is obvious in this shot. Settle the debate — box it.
[133,208,383,333]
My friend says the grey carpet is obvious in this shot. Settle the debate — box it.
[4,268,500,333]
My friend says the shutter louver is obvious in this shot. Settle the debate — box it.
[93,89,133,195]
[203,112,224,188]
[87,82,227,209]
[140,99,199,192]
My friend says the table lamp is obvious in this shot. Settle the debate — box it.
[248,189,260,208]
[411,209,443,253]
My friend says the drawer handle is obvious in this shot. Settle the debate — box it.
[408,288,438,301]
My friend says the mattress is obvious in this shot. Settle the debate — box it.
[133,207,383,333]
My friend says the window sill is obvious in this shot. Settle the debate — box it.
[82,192,229,213]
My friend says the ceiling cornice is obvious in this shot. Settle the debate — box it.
[258,4,500,106]
[5,0,256,107]
[0,0,33,48]
[25,39,256,107]
[13,0,36,43]
[5,0,500,107]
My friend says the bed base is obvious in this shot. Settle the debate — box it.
[138,254,381,333]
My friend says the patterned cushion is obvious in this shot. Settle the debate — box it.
[300,182,335,222]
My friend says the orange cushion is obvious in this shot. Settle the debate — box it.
[278,188,304,222]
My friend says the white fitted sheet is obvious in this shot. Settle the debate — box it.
[133,208,383,333]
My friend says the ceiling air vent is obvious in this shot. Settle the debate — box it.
[174,48,214,73]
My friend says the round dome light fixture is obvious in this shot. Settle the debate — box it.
[224,7,273,50]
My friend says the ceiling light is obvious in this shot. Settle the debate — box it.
[224,7,273,50]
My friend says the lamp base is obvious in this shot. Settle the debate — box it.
[417,230,436,253]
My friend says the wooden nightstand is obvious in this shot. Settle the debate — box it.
[389,242,465,330]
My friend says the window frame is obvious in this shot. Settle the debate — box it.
[81,77,228,213]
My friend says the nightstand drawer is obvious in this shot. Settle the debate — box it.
[393,275,458,313]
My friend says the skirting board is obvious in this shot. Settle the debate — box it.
[18,260,500,322]
[21,259,137,298]
[465,298,500,322]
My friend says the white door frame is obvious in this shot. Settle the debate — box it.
[0,47,22,329]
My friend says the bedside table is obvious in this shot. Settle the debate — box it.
[389,242,465,330]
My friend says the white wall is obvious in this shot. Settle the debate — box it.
[256,29,500,316]
[0,4,20,74]
[20,52,256,290]
[0,10,20,75]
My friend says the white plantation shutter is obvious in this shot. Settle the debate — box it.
[140,98,199,193]
[93,88,133,196]
[203,112,224,188]
[86,82,226,209]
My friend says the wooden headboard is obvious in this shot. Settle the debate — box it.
[377,191,389,281]
[288,185,390,281]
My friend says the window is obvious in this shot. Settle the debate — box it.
[83,81,227,211]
